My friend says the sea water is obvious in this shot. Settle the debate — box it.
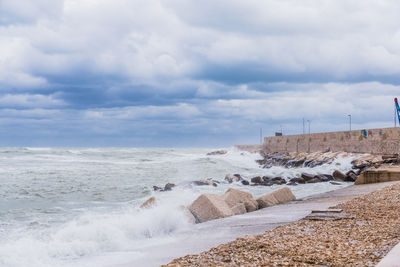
[0,148,355,267]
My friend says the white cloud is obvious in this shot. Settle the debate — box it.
[84,103,201,120]
[0,93,65,108]
[0,0,64,25]
[1,0,400,145]
[1,0,400,89]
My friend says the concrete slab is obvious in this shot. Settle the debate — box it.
[356,165,400,184]
[113,181,400,267]
[377,242,400,267]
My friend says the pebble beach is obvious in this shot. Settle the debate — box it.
[164,182,400,266]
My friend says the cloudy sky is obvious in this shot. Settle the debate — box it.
[1,0,400,147]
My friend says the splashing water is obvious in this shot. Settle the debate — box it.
[0,147,355,267]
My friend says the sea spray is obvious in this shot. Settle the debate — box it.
[0,147,356,267]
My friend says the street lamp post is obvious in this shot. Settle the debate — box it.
[348,114,352,131]
[307,120,311,134]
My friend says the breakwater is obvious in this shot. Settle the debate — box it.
[236,127,400,155]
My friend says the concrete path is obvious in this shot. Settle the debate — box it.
[377,242,400,267]
[115,181,399,267]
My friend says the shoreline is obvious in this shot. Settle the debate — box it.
[115,181,399,267]
[163,181,400,266]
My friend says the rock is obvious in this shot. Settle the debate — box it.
[256,193,280,209]
[179,206,196,224]
[262,176,271,181]
[332,170,347,181]
[352,162,370,170]
[223,188,258,212]
[301,173,314,182]
[303,159,314,167]
[322,174,334,181]
[251,176,263,184]
[290,177,306,184]
[207,150,228,156]
[189,194,234,223]
[382,154,398,160]
[314,174,333,182]
[140,196,157,209]
[163,183,176,191]
[287,181,297,186]
[231,203,247,215]
[193,179,217,187]
[251,181,273,186]
[306,178,321,183]
[271,177,286,185]
[330,181,342,185]
[192,180,210,186]
[153,186,162,191]
[233,174,243,180]
[241,179,250,185]
[345,171,358,182]
[270,187,296,204]
[225,174,240,183]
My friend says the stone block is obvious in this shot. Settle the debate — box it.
[270,187,296,204]
[189,194,234,223]
[333,170,346,181]
[231,203,246,215]
[223,188,258,212]
[256,193,279,209]
[355,166,400,184]
[140,196,157,209]
[179,206,196,224]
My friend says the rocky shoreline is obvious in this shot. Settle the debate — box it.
[152,151,397,192]
[163,182,400,266]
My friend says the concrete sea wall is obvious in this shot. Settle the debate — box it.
[262,127,400,154]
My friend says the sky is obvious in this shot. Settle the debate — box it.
[1,0,400,147]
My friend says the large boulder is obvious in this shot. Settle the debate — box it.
[241,179,250,185]
[332,170,346,181]
[193,179,218,187]
[163,183,175,191]
[225,173,240,183]
[189,194,234,223]
[306,177,321,183]
[256,193,279,209]
[180,206,196,224]
[270,187,296,204]
[140,196,157,209]
[317,174,334,181]
[251,176,263,184]
[345,170,358,182]
[231,203,247,215]
[290,177,305,184]
[223,188,258,212]
[301,173,314,182]
[270,177,286,185]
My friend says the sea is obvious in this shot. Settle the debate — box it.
[0,147,355,267]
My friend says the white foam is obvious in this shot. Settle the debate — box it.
[0,148,359,267]
[0,202,193,267]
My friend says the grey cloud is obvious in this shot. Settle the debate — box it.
[0,0,400,146]
[0,0,64,25]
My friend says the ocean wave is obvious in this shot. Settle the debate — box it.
[0,203,192,267]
